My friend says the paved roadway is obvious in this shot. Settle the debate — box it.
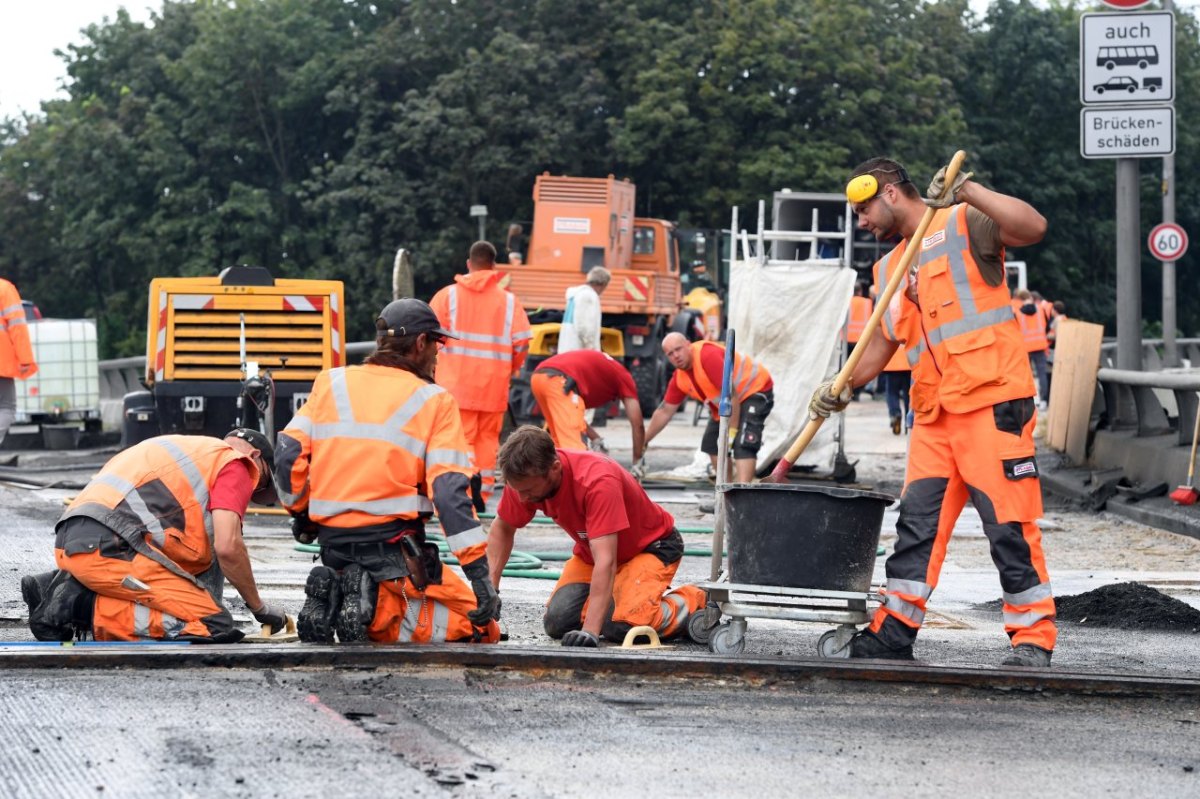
[0,402,1198,797]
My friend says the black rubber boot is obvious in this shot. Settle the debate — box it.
[1001,644,1052,668]
[335,564,370,643]
[20,570,58,617]
[29,571,94,642]
[848,629,915,661]
[297,566,340,644]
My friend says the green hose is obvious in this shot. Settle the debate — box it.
[293,537,562,580]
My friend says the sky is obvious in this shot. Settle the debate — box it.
[0,1,1198,119]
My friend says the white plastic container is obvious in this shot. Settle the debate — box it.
[15,319,101,423]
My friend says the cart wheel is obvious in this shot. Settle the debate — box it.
[686,611,714,645]
[708,622,746,655]
[817,629,852,659]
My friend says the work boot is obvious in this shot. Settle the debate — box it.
[848,629,915,661]
[890,415,902,436]
[335,564,370,643]
[20,570,58,617]
[297,565,340,644]
[28,571,95,642]
[1001,643,1052,668]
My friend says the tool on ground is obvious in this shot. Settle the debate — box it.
[241,614,299,643]
[1170,403,1200,505]
[710,329,736,583]
[767,150,967,483]
[620,625,664,649]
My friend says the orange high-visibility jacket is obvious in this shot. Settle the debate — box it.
[886,205,1034,424]
[672,341,772,408]
[275,364,487,570]
[1016,306,1050,353]
[873,251,913,373]
[0,279,37,379]
[429,271,532,413]
[845,295,872,344]
[59,436,257,583]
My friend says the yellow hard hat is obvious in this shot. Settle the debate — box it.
[845,174,880,204]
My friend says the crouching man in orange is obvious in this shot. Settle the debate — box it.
[22,429,287,643]
[276,298,501,645]
[487,426,705,646]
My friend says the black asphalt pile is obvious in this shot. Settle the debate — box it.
[1055,582,1200,633]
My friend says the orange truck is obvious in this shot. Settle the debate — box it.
[499,174,703,416]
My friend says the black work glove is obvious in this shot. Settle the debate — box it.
[291,513,318,545]
[561,629,600,648]
[250,602,288,634]
[467,578,502,625]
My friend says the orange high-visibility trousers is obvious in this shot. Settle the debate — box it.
[55,548,236,641]
[368,567,500,643]
[530,372,587,450]
[868,398,1056,651]
[544,552,706,641]
[459,409,504,502]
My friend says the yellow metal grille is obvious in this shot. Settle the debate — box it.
[167,309,327,381]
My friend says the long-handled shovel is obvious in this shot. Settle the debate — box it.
[766,150,967,483]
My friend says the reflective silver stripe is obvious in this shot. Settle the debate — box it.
[657,593,687,633]
[309,495,434,516]
[454,329,512,344]
[448,286,458,329]
[154,439,215,546]
[327,368,353,423]
[1003,609,1054,628]
[385,382,445,431]
[134,603,151,638]
[96,473,167,547]
[399,595,422,642]
[924,306,1017,347]
[443,344,511,361]
[1,303,23,316]
[311,421,427,457]
[6,316,26,329]
[445,525,486,551]
[906,340,924,368]
[427,448,471,470]
[284,416,314,438]
[430,601,451,641]
[477,468,495,479]
[918,206,977,319]
[882,592,925,625]
[503,293,514,339]
[886,577,933,599]
[513,330,532,342]
[1004,582,1053,606]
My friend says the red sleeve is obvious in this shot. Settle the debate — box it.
[209,460,254,518]
[582,475,631,540]
[615,363,638,400]
[497,484,536,529]
[663,371,686,406]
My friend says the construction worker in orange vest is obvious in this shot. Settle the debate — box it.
[487,425,706,646]
[0,277,38,448]
[277,299,502,645]
[1013,289,1051,407]
[811,157,1055,668]
[644,332,773,483]
[23,429,286,642]
[429,241,532,506]
[872,257,912,435]
[845,281,874,400]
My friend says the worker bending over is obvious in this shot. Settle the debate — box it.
[277,299,501,644]
[430,241,532,506]
[812,157,1054,667]
[23,429,286,642]
[487,426,705,646]
[645,332,773,483]
[530,349,646,474]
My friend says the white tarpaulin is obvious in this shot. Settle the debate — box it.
[727,258,857,473]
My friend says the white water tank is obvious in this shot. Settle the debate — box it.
[15,319,101,424]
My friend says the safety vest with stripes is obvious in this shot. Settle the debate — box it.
[0,279,36,378]
[845,295,872,344]
[873,251,913,373]
[429,270,532,413]
[1015,304,1050,353]
[59,436,255,579]
[882,205,1034,423]
[672,341,771,408]
[275,363,488,569]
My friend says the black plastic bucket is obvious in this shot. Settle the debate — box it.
[722,483,895,592]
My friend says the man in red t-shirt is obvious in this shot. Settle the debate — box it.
[487,426,705,646]
[531,350,646,474]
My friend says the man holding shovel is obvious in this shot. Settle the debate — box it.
[809,157,1056,668]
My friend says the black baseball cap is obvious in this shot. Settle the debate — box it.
[227,427,279,506]
[377,298,458,340]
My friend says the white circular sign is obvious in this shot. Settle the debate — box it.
[1148,222,1188,262]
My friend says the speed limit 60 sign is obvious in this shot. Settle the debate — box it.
[1148,222,1188,262]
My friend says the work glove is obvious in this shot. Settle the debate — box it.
[630,457,647,482]
[291,513,319,545]
[250,602,288,634]
[923,166,975,209]
[561,629,600,648]
[588,437,609,454]
[467,578,502,625]
[808,379,853,420]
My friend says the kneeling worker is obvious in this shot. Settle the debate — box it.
[23,429,287,642]
[487,425,705,646]
[530,349,646,473]
[645,332,774,483]
[276,298,501,644]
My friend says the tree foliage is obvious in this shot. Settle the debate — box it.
[0,0,1195,356]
